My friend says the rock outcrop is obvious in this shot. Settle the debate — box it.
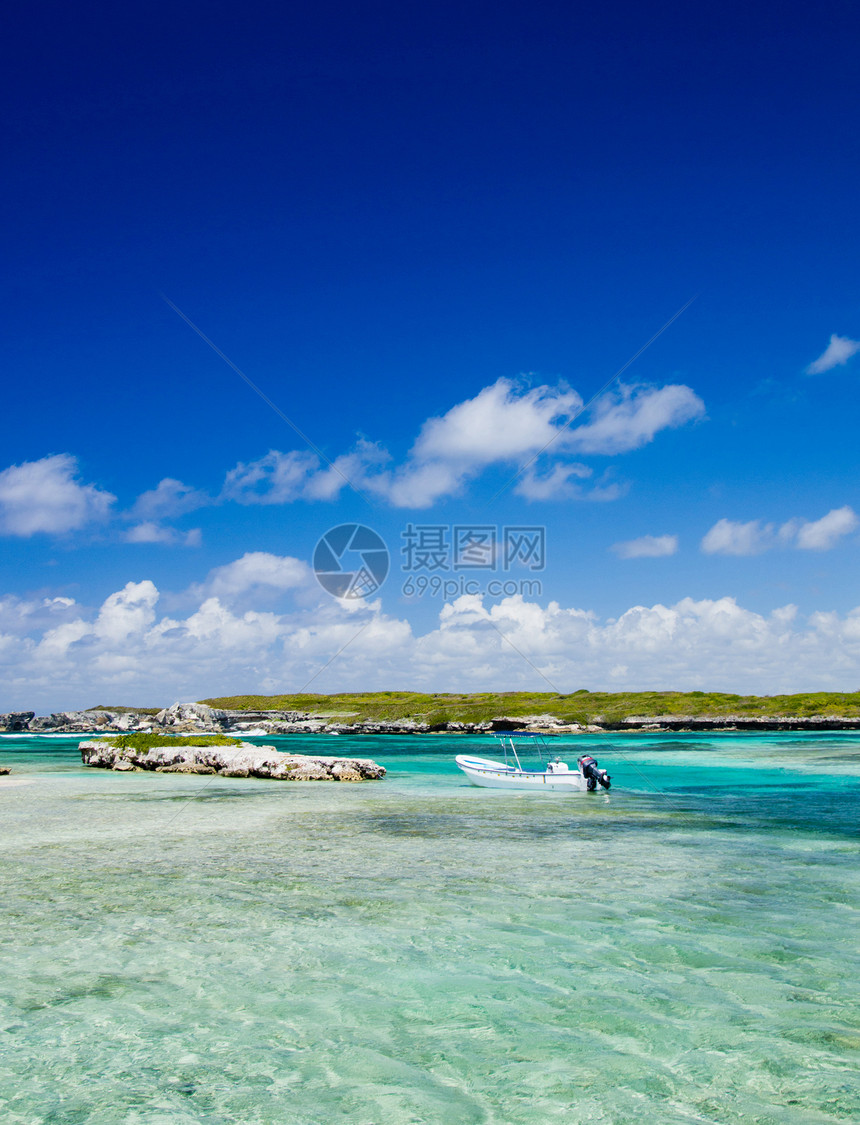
[613,714,860,732]
[3,705,500,735]
[6,703,860,736]
[152,702,230,732]
[0,712,35,731]
[79,740,385,781]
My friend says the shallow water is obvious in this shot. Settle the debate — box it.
[1,732,859,1124]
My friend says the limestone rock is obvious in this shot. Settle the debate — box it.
[79,741,385,781]
[330,763,363,781]
[0,712,35,732]
[155,763,217,774]
[153,702,228,731]
[287,763,329,780]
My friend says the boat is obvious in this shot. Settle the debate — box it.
[455,731,611,792]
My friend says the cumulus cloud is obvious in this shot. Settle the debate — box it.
[513,462,595,501]
[131,478,211,520]
[612,534,679,559]
[0,593,80,639]
[411,379,582,465]
[304,442,390,501]
[806,334,860,374]
[382,380,703,506]
[0,454,115,536]
[222,450,321,505]
[376,379,589,506]
[701,519,774,556]
[194,551,312,599]
[793,506,858,550]
[222,377,704,509]
[6,575,860,711]
[92,581,159,643]
[124,522,202,547]
[220,442,388,506]
[564,384,705,455]
[702,508,858,556]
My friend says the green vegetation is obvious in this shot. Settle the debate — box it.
[95,732,245,751]
[198,690,860,724]
[89,705,161,715]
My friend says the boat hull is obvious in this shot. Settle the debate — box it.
[455,755,590,792]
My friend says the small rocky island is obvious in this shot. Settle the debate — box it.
[79,739,385,781]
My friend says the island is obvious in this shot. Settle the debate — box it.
[5,690,860,736]
[79,735,385,781]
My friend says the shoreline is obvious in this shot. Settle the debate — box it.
[6,687,860,741]
[4,702,860,738]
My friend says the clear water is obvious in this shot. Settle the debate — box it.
[1,732,859,1124]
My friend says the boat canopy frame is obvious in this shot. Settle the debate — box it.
[491,730,560,773]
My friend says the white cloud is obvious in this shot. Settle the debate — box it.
[794,506,858,550]
[304,441,390,501]
[806,334,860,374]
[0,454,115,536]
[194,552,312,599]
[0,593,80,639]
[222,444,393,507]
[93,581,159,643]
[376,459,463,508]
[379,378,585,506]
[701,518,773,556]
[412,378,583,465]
[125,522,173,544]
[131,478,211,520]
[702,507,858,556]
[221,378,705,510]
[387,380,703,506]
[564,384,705,455]
[37,618,92,658]
[7,575,860,712]
[513,462,594,501]
[124,522,202,547]
[222,450,320,505]
[613,534,679,559]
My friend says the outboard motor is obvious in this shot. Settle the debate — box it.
[578,754,611,791]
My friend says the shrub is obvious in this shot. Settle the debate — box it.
[95,732,244,752]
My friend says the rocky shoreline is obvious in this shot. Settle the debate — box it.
[79,740,385,781]
[3,701,860,736]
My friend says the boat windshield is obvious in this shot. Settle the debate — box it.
[492,731,560,771]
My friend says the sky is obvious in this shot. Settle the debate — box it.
[2,0,860,711]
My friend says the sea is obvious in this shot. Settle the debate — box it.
[1,731,858,1125]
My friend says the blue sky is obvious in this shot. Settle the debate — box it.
[2,0,860,709]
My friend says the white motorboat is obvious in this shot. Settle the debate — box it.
[455,732,611,793]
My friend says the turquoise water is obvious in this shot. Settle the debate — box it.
[1,732,859,1124]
